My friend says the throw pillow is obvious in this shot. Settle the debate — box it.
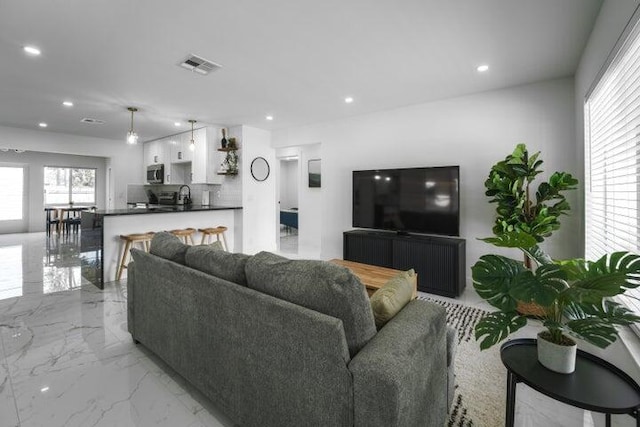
[245,251,376,357]
[370,269,415,330]
[149,232,189,265]
[185,244,250,286]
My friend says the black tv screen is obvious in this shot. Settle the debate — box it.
[352,166,460,236]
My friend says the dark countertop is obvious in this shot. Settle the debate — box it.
[90,205,242,217]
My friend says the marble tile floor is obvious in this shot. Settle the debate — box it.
[0,232,235,427]
[278,225,298,255]
[0,232,631,426]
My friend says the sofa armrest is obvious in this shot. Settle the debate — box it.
[348,299,448,427]
[127,261,135,339]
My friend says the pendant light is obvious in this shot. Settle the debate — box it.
[188,119,196,151]
[126,107,139,144]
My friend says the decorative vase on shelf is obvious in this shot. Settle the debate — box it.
[537,332,577,374]
[221,128,228,149]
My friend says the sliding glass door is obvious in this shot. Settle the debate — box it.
[0,165,27,234]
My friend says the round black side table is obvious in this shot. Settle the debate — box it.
[500,338,640,427]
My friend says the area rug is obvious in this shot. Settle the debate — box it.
[419,297,505,427]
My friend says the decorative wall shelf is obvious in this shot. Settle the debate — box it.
[217,171,238,176]
[218,148,238,152]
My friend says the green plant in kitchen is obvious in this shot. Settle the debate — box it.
[472,144,640,361]
[224,150,238,174]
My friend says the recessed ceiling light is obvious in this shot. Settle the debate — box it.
[62,101,73,107]
[476,64,489,72]
[24,46,41,56]
[40,386,49,393]
[345,97,354,104]
[38,122,47,128]
[174,122,181,127]
[266,115,274,121]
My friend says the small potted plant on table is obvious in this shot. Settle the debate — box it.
[473,144,640,373]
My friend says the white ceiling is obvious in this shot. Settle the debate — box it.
[0,0,602,143]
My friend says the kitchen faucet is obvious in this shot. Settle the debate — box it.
[178,185,192,205]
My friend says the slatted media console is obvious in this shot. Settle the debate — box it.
[343,230,466,297]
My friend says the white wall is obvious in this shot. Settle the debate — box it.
[0,150,106,232]
[574,2,640,422]
[272,78,578,273]
[240,125,277,254]
[0,125,143,210]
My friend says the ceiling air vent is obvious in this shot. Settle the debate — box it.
[178,54,221,75]
[81,118,106,124]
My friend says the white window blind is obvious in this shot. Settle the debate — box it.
[585,17,640,318]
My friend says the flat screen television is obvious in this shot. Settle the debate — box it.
[352,166,460,236]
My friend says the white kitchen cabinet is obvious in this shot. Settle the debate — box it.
[192,127,223,184]
[143,126,230,185]
[166,162,189,184]
[143,140,166,166]
[170,133,193,163]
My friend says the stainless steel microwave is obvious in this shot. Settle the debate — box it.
[147,164,164,184]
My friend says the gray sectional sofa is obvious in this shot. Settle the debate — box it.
[127,233,456,427]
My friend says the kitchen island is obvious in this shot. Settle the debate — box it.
[80,205,243,288]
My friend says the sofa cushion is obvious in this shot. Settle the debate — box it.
[185,244,250,286]
[207,240,225,251]
[370,269,415,330]
[149,232,189,264]
[245,251,376,357]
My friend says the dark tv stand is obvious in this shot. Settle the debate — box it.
[343,230,466,297]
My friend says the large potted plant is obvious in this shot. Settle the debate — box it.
[473,144,640,373]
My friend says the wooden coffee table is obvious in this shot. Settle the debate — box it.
[329,259,418,298]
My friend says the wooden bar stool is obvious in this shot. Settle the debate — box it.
[198,226,228,250]
[169,228,196,245]
[116,232,154,281]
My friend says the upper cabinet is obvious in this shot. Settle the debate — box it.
[169,133,194,164]
[192,127,223,184]
[142,126,231,185]
[143,140,166,167]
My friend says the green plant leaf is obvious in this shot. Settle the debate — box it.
[549,171,579,190]
[521,245,553,265]
[566,318,618,349]
[560,252,640,302]
[480,230,537,248]
[472,255,525,311]
[511,143,527,160]
[509,264,567,307]
[475,311,527,350]
[565,300,640,326]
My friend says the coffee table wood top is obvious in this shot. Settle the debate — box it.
[329,259,417,298]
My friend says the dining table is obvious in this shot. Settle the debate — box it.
[45,205,95,235]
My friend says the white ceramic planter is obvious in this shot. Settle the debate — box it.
[537,332,577,374]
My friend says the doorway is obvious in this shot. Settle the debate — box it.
[279,157,299,254]
[0,165,28,234]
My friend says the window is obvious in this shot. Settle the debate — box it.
[0,245,22,300]
[44,167,96,205]
[585,16,640,320]
[0,166,24,221]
